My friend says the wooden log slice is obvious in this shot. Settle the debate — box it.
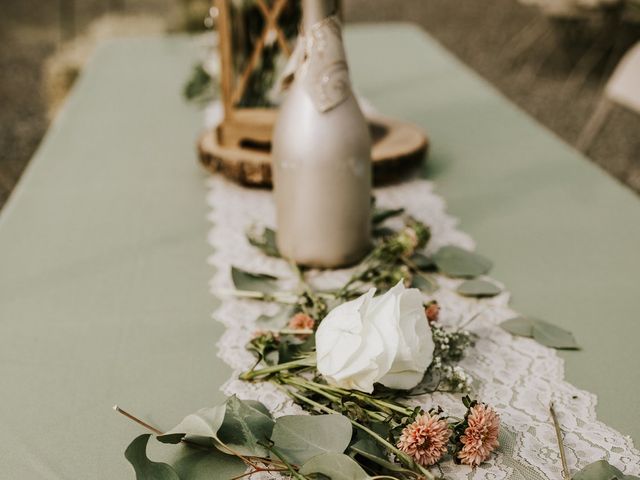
[198,114,428,187]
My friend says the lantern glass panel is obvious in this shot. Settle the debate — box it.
[228,0,302,108]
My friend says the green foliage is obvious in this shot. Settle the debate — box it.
[217,396,275,457]
[278,334,316,364]
[270,414,352,464]
[409,271,436,294]
[433,245,492,278]
[501,316,580,350]
[183,64,216,104]
[127,424,247,480]
[246,225,280,258]
[372,207,405,225]
[247,330,281,366]
[342,216,432,294]
[349,429,386,460]
[172,449,246,480]
[157,405,226,446]
[125,434,181,480]
[457,279,501,297]
[532,321,580,350]
[231,266,279,293]
[300,453,370,480]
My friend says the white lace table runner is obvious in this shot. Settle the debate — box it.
[206,175,640,480]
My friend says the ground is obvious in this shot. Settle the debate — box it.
[1,0,638,209]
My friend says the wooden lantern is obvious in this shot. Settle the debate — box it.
[214,0,300,149]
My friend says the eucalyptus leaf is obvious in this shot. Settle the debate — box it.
[125,434,181,480]
[500,316,535,337]
[231,266,278,293]
[433,245,492,278]
[411,273,438,294]
[572,459,640,480]
[350,429,385,460]
[157,405,226,446]
[372,207,405,225]
[270,414,352,465]
[300,453,369,480]
[247,226,280,258]
[500,316,580,350]
[456,279,501,298]
[410,252,435,270]
[217,396,275,457]
[172,448,246,480]
[532,321,580,350]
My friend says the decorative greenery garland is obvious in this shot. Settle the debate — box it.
[117,201,606,480]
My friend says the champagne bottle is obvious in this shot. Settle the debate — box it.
[272,0,372,268]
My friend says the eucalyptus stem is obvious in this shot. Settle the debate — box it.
[113,405,163,435]
[266,444,308,480]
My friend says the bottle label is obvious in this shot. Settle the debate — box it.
[302,16,352,113]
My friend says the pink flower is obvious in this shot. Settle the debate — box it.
[397,412,451,466]
[288,313,315,332]
[425,302,440,324]
[457,403,500,467]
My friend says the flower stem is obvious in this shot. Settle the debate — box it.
[280,377,387,422]
[298,379,414,416]
[239,356,315,381]
[214,288,298,304]
[277,328,314,336]
[286,377,412,418]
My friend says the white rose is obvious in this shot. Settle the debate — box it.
[316,281,435,393]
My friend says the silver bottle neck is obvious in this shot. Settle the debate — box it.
[302,0,337,31]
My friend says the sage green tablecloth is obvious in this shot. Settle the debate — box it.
[1,25,639,478]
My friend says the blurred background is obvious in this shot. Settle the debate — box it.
[1,0,639,210]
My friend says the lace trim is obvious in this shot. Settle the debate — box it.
[206,176,640,479]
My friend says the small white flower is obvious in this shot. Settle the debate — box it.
[316,281,435,393]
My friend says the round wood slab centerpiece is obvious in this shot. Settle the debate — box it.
[198,110,428,187]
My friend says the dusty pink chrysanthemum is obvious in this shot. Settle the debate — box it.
[397,413,451,466]
[458,403,500,467]
[288,313,315,331]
